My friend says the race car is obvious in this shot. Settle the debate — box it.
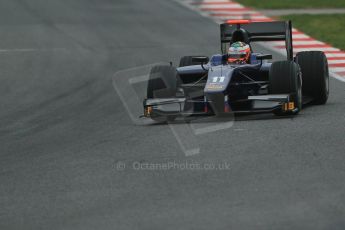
[143,20,329,121]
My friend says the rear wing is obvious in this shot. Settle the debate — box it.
[220,21,293,61]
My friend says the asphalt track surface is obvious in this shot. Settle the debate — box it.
[1,0,345,229]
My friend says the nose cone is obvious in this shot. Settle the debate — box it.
[204,65,233,94]
[204,65,234,116]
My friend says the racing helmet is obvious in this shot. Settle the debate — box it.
[228,42,251,64]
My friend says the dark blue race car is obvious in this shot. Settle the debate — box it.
[143,20,329,121]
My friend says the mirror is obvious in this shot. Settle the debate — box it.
[192,56,209,64]
[256,54,273,60]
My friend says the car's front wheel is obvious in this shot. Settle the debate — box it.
[179,56,208,67]
[296,51,329,105]
[269,61,302,115]
[147,65,178,122]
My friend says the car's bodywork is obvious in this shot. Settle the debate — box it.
[143,20,326,119]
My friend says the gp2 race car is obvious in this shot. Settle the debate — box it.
[143,20,329,121]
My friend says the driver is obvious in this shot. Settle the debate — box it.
[228,42,251,64]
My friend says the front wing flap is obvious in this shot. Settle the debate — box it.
[143,94,297,118]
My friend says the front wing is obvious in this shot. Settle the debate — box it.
[143,94,298,118]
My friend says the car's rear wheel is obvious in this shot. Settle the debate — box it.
[147,65,177,122]
[179,56,207,67]
[269,61,302,115]
[296,51,329,105]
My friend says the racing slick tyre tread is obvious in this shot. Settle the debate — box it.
[147,65,177,99]
[147,65,177,122]
[179,56,204,67]
[269,61,302,115]
[296,51,329,105]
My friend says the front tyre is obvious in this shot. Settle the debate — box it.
[296,51,329,105]
[147,65,177,122]
[269,61,302,115]
[179,56,208,67]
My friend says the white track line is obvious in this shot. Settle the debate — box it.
[328,60,345,64]
[0,48,37,53]
[212,15,269,20]
[198,6,246,10]
[329,67,345,73]
[273,41,326,45]
[292,34,312,39]
[208,11,258,15]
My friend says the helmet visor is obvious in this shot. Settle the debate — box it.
[228,53,247,59]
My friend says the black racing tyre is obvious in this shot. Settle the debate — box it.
[296,51,329,105]
[147,65,177,122]
[179,56,207,67]
[147,65,177,99]
[269,61,302,115]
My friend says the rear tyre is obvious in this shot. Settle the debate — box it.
[296,51,329,105]
[147,65,177,122]
[179,56,207,67]
[269,61,302,115]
